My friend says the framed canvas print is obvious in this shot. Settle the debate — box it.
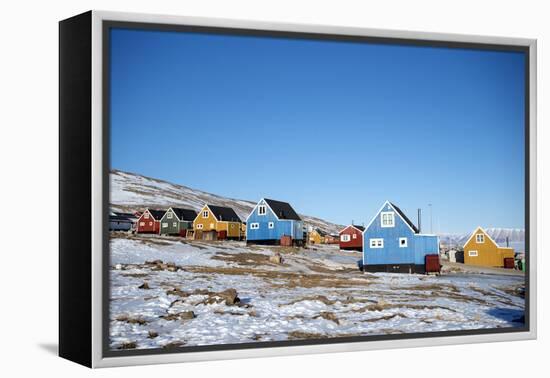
[59,10,537,368]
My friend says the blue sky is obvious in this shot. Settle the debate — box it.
[109,28,526,234]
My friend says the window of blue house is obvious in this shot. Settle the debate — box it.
[370,238,384,248]
[268,222,274,229]
[381,212,395,227]
[258,205,266,215]
[399,237,408,247]
[250,223,260,229]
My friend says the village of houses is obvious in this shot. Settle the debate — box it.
[109,173,526,351]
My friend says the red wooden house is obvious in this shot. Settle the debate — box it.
[136,209,165,234]
[339,224,365,251]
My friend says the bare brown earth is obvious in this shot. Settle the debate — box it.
[109,234,525,350]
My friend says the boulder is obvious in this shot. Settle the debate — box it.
[269,253,284,264]
[218,288,240,305]
[138,282,150,290]
[179,311,195,320]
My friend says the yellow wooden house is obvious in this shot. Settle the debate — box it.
[463,226,514,267]
[193,204,242,240]
[308,228,326,244]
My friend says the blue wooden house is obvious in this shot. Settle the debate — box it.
[246,198,304,246]
[362,201,439,274]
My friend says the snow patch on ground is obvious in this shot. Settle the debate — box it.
[109,234,525,350]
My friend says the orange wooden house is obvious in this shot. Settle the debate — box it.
[463,226,515,268]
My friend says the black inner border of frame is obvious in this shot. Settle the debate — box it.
[102,20,531,358]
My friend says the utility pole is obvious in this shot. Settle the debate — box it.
[428,203,433,234]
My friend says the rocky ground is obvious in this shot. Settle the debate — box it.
[109,233,525,351]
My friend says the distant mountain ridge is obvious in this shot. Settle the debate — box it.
[439,228,525,252]
[110,169,343,234]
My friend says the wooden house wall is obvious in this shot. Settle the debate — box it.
[247,200,303,241]
[193,206,219,232]
[309,231,322,244]
[339,226,363,250]
[464,228,515,267]
[137,212,160,233]
[217,221,241,238]
[363,207,416,265]
[362,203,438,267]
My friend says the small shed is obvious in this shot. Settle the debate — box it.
[448,249,457,263]
[339,225,365,251]
[109,213,133,231]
[309,228,326,244]
[324,234,340,244]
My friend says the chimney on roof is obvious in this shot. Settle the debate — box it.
[417,208,422,233]
[506,236,509,247]
[352,219,354,225]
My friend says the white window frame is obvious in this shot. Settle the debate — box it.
[258,205,267,216]
[380,212,395,228]
[202,210,209,218]
[173,222,177,227]
[370,238,384,248]
[196,224,203,229]
[352,233,357,239]
[399,237,408,248]
[469,250,478,257]
[268,222,274,229]
[144,213,149,219]
[341,234,351,242]
[139,222,145,227]
[148,222,153,226]
[476,233,485,243]
[162,222,168,228]
[167,212,173,219]
[250,223,260,230]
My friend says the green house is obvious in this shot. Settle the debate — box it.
[160,207,197,236]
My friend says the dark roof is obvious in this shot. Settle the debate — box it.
[109,214,133,222]
[315,228,327,236]
[146,209,166,220]
[390,202,419,233]
[208,205,241,222]
[114,212,137,219]
[169,207,197,222]
[351,225,365,231]
[264,198,301,220]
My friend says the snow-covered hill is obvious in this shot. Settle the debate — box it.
[110,169,343,234]
[439,228,525,252]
